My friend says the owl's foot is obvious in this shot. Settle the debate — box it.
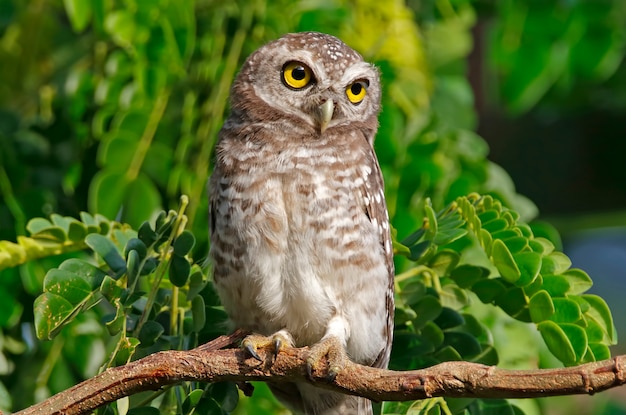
[241,330,294,362]
[306,335,346,382]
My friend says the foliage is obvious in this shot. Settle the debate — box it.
[487,0,626,114]
[0,0,623,414]
[3,192,617,415]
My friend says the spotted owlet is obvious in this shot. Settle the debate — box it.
[208,32,394,415]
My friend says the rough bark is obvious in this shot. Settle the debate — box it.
[15,331,626,415]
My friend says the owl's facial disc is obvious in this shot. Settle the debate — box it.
[318,99,334,133]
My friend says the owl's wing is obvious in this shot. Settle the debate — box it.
[362,145,395,369]
[208,174,218,238]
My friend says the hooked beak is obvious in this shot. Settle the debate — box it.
[318,99,334,133]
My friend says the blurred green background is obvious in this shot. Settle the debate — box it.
[0,0,625,413]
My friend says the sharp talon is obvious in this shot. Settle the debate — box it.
[305,336,345,383]
[273,338,282,357]
[327,368,339,382]
[244,343,263,361]
[306,361,314,381]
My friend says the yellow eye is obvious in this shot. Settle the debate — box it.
[281,61,313,89]
[346,80,368,104]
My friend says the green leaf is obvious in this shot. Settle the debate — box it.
[100,275,124,302]
[434,307,464,330]
[141,257,158,276]
[126,249,140,289]
[472,278,506,303]
[522,272,543,298]
[67,219,88,242]
[127,406,160,415]
[472,399,517,415]
[441,284,470,309]
[209,382,239,412]
[85,234,126,274]
[399,280,426,307]
[408,241,431,261]
[169,255,191,287]
[43,269,92,305]
[494,287,529,321]
[191,295,206,333]
[138,321,164,347]
[99,133,138,170]
[434,228,467,245]
[138,221,158,246]
[560,323,588,364]
[400,228,425,246]
[173,230,196,257]
[124,238,147,260]
[450,264,489,289]
[512,251,541,287]
[411,295,443,329]
[116,337,141,365]
[477,209,499,224]
[582,294,617,344]
[423,202,438,241]
[443,331,482,359]
[529,290,554,323]
[63,0,92,31]
[104,301,125,335]
[472,345,499,365]
[588,343,611,361]
[182,390,205,415]
[501,236,528,254]
[541,274,570,297]
[27,218,54,234]
[26,218,66,242]
[491,239,521,284]
[104,10,136,48]
[585,319,606,343]
[551,298,582,324]
[434,345,462,362]
[89,170,129,220]
[422,321,444,349]
[117,396,129,415]
[389,331,435,369]
[562,269,593,295]
[187,270,207,301]
[540,252,572,275]
[538,320,576,366]
[123,174,162,228]
[482,218,508,233]
[394,306,417,325]
[491,229,520,241]
[59,259,107,290]
[33,293,75,340]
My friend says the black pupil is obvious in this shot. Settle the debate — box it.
[292,66,306,80]
[351,83,363,95]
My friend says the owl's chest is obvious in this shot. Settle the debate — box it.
[214,146,372,338]
[254,150,362,231]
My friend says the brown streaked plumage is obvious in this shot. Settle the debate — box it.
[208,32,394,415]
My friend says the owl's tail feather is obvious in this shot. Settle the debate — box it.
[318,396,373,415]
[269,383,373,415]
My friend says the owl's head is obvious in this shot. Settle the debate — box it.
[230,32,381,137]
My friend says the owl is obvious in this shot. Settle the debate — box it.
[208,32,394,415]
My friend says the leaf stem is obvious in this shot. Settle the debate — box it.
[125,88,171,182]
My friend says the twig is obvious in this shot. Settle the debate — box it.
[15,336,626,415]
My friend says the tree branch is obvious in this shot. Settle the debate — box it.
[16,332,626,415]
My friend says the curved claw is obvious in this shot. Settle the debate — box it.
[273,338,283,359]
[306,335,346,382]
[243,341,263,361]
[241,331,294,363]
